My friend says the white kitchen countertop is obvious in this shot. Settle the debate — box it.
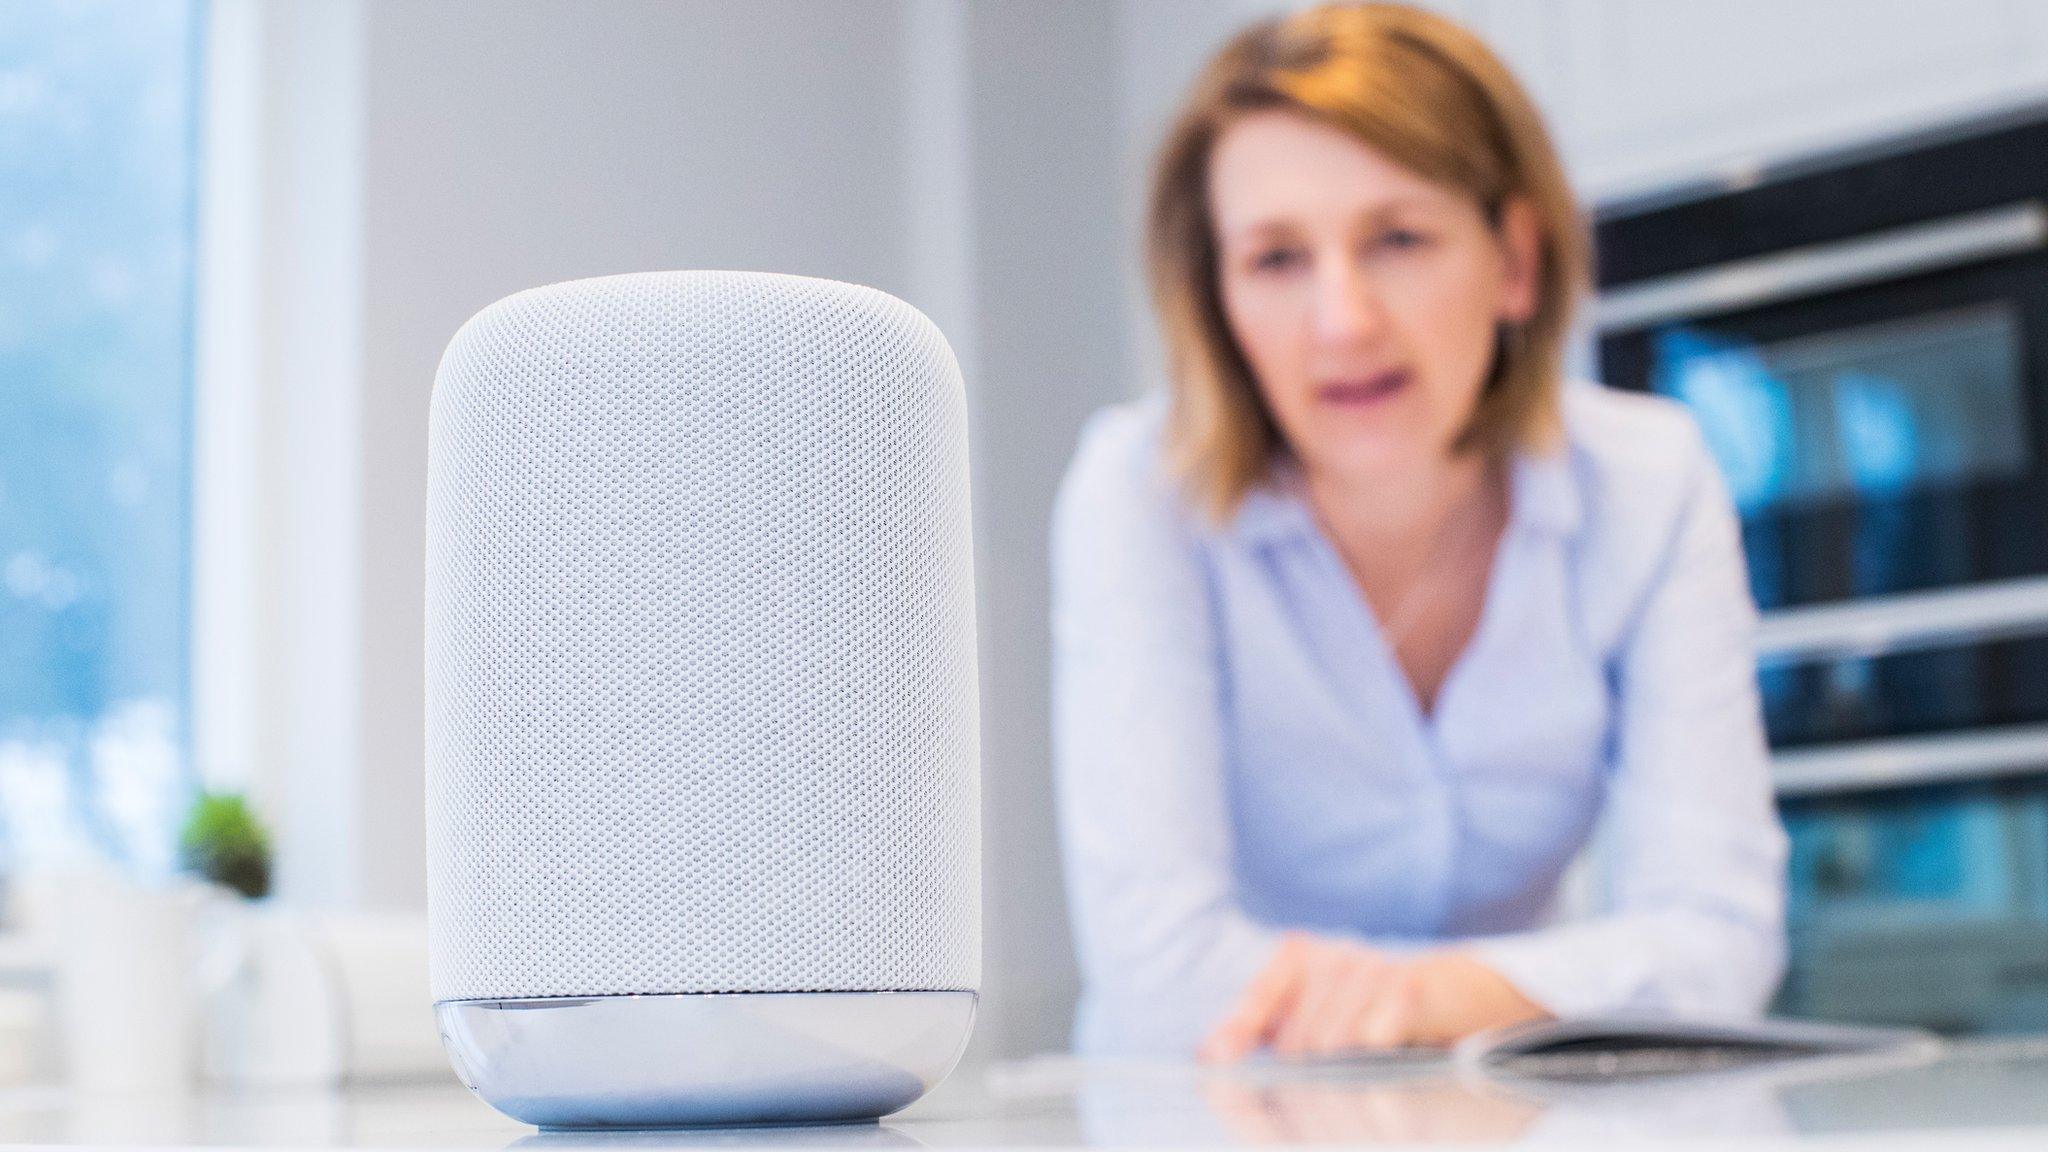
[8,1036,2048,1150]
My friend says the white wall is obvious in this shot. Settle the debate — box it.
[950,0,1127,1062]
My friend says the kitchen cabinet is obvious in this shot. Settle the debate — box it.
[1441,0,2048,203]
[1192,1,2048,205]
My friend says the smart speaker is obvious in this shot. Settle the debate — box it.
[424,271,981,1129]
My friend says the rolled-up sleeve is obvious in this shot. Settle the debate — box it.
[1472,438,1789,1019]
[1050,410,1282,1055]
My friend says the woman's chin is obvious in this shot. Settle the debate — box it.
[1297,433,1440,486]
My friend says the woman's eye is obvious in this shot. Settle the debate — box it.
[1249,247,1305,273]
[1374,228,1429,252]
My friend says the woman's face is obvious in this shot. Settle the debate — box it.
[1207,110,1541,485]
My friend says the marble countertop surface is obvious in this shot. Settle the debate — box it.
[7,1035,2048,1150]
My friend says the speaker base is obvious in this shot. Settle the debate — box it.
[435,990,977,1129]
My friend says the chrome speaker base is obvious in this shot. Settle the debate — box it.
[435,990,977,1129]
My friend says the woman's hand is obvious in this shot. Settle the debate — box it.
[1198,933,1551,1061]
[1199,933,1412,1061]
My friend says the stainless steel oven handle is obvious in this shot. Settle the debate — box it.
[1757,574,2048,666]
[1775,723,2048,797]
[1597,201,2048,333]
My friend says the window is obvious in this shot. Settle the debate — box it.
[0,0,203,877]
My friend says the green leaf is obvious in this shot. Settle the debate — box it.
[177,790,272,900]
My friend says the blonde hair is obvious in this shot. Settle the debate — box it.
[1146,1,1590,522]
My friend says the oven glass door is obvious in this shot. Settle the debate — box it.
[1777,777,2048,1032]
[1599,251,2048,613]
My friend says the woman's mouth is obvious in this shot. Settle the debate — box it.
[1316,369,1411,408]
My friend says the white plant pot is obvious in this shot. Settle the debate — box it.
[52,870,211,1094]
[202,901,347,1088]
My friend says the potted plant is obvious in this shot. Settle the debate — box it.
[175,791,345,1086]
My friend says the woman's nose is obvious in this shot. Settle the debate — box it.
[1311,262,1386,347]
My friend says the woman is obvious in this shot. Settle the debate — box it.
[1050,2,1788,1060]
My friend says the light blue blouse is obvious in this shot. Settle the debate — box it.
[1049,381,1789,1056]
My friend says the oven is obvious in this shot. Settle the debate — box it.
[1595,106,2048,1033]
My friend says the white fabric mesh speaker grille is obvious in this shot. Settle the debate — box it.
[426,271,980,1002]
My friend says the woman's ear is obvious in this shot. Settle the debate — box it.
[1495,195,1541,324]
